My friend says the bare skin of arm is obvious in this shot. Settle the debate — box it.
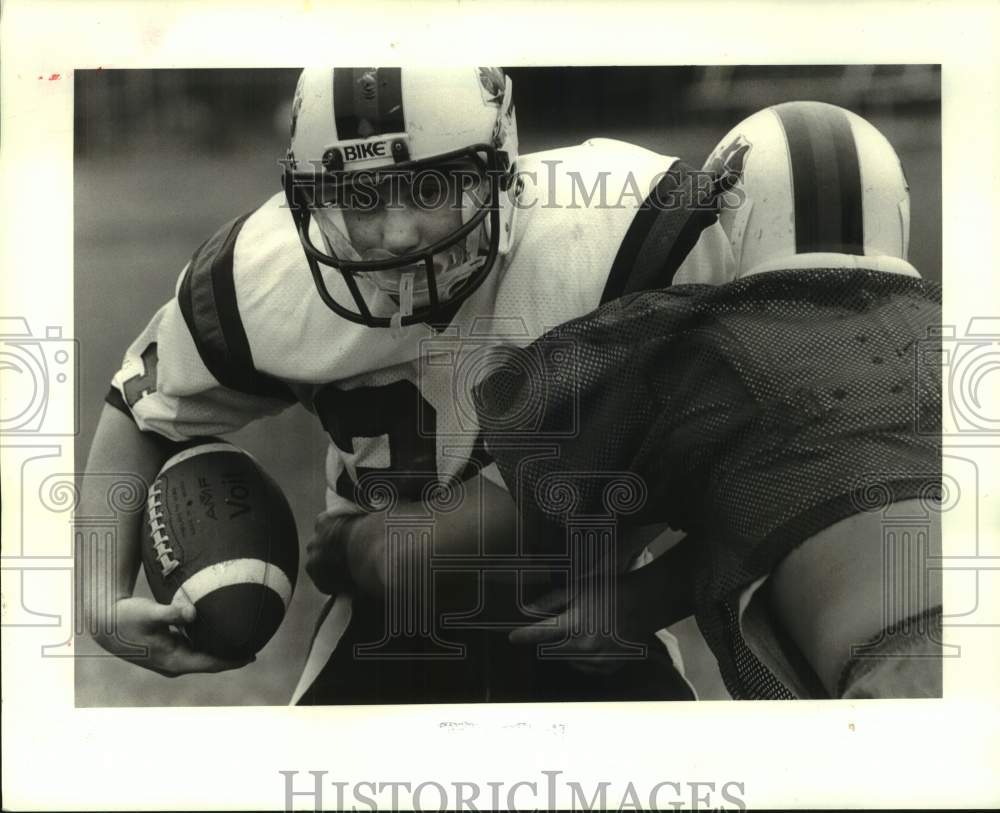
[81,404,250,675]
[507,501,943,695]
[327,463,940,696]
[307,474,520,602]
[307,477,698,655]
[767,499,942,696]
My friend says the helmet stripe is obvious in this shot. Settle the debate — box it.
[333,68,405,140]
[774,102,864,256]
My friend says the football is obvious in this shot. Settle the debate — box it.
[141,441,299,660]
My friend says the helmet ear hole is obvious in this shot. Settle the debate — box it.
[322,148,344,172]
[391,139,410,162]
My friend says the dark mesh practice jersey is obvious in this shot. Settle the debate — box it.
[477,268,942,698]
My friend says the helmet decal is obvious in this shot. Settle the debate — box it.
[333,67,405,140]
[773,102,864,256]
[705,133,753,201]
[477,67,506,106]
[709,133,752,193]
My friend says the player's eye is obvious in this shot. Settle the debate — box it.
[337,181,386,215]
[412,173,449,208]
[370,186,390,210]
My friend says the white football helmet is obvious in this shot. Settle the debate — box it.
[283,67,519,327]
[703,101,917,279]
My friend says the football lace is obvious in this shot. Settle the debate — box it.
[146,481,180,577]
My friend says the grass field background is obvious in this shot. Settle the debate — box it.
[74,69,940,706]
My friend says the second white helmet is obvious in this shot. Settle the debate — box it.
[703,101,916,279]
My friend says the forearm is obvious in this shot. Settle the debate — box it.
[79,404,176,635]
[345,474,519,598]
[79,404,254,675]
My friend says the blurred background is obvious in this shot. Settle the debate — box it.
[75,66,941,706]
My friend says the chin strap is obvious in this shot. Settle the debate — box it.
[398,272,415,318]
[390,272,415,337]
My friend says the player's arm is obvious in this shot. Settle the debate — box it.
[766,501,942,697]
[82,213,297,675]
[507,530,698,651]
[306,473,518,600]
[81,404,251,675]
[81,404,170,620]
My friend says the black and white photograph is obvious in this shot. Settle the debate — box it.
[2,2,999,811]
[72,64,944,708]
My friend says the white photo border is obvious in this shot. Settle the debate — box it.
[2,1,998,809]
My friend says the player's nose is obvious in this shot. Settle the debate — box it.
[380,204,422,255]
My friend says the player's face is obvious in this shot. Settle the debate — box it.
[341,173,463,255]
[338,165,485,306]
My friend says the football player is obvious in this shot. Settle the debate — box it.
[491,102,942,699]
[80,68,734,702]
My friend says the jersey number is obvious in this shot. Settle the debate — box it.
[122,343,159,408]
[314,379,438,506]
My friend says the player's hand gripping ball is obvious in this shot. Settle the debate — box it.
[141,442,299,661]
